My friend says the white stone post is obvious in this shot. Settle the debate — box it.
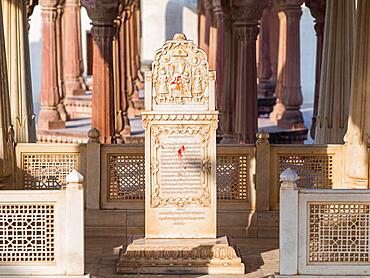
[86,128,101,210]
[65,169,85,276]
[279,168,299,276]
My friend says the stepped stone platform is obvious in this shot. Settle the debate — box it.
[85,236,279,277]
[117,237,244,274]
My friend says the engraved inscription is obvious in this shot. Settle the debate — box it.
[151,125,211,208]
[159,134,203,199]
[159,210,206,226]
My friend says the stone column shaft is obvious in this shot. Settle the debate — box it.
[257,6,274,98]
[2,0,36,142]
[82,1,120,144]
[220,5,233,140]
[270,0,304,129]
[56,3,67,121]
[306,0,326,139]
[0,0,13,181]
[314,0,354,144]
[118,9,130,137]
[212,0,225,112]
[231,0,268,144]
[63,0,85,97]
[38,0,65,130]
[344,0,370,188]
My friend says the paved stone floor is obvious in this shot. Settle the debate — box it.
[85,237,279,278]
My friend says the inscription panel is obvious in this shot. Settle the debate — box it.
[151,125,211,208]
[146,123,216,238]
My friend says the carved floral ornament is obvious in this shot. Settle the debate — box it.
[150,125,212,208]
[152,33,210,105]
[142,113,218,129]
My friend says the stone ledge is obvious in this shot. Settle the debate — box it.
[117,236,244,274]
[276,275,370,278]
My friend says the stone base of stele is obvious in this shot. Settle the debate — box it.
[116,236,244,274]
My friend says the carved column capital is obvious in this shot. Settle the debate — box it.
[230,0,269,25]
[305,0,326,23]
[39,0,61,8]
[82,0,120,25]
[26,0,39,18]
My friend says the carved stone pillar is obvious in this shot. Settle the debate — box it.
[220,3,233,140]
[231,0,269,144]
[82,0,120,144]
[306,0,326,139]
[38,0,65,130]
[268,3,280,86]
[314,0,354,144]
[343,0,370,189]
[270,0,304,129]
[118,5,131,138]
[257,6,274,98]
[56,2,67,121]
[63,0,85,97]
[198,0,207,52]
[211,0,225,112]
[0,0,14,181]
[1,0,36,142]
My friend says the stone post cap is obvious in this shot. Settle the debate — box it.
[66,169,84,184]
[280,168,299,183]
[88,128,101,143]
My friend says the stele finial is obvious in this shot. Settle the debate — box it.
[173,33,187,41]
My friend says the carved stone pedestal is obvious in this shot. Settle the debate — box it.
[117,237,244,274]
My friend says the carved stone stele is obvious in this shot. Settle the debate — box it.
[117,33,244,274]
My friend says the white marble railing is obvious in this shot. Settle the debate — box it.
[0,170,87,278]
[279,168,370,277]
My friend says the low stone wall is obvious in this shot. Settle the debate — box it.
[279,171,370,277]
[0,171,87,277]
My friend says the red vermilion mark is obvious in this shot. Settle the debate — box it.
[178,145,185,158]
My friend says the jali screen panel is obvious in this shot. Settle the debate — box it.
[309,203,370,263]
[278,154,334,189]
[0,204,55,263]
[22,153,79,189]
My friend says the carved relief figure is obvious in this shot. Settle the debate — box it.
[152,33,209,105]
[193,68,204,102]
[156,67,169,103]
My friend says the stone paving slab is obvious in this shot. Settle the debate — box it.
[85,237,279,278]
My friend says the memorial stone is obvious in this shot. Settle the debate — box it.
[117,33,244,274]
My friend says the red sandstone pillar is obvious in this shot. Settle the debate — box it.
[212,0,225,111]
[231,0,269,144]
[38,0,65,130]
[118,7,131,137]
[220,4,233,141]
[82,0,120,144]
[198,0,207,52]
[257,7,274,98]
[270,0,304,129]
[63,0,85,97]
[268,4,280,87]
[305,0,326,139]
[203,0,212,56]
